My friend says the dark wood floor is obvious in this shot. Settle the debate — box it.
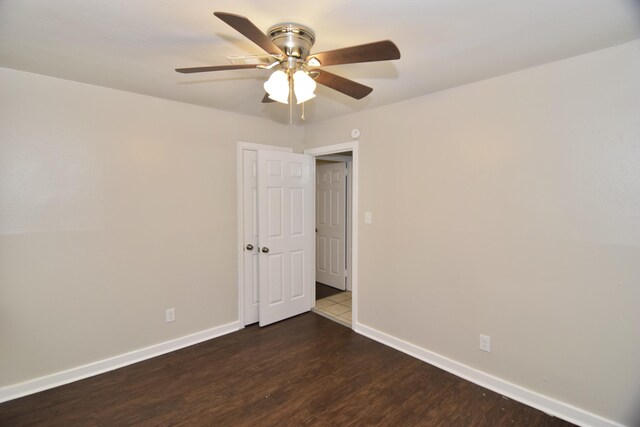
[315,282,343,300]
[0,313,573,426]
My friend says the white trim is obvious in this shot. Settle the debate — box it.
[305,142,357,157]
[236,142,293,327]
[309,158,317,309]
[0,321,241,403]
[346,160,353,291]
[315,154,352,163]
[305,142,359,326]
[236,142,293,153]
[354,323,624,427]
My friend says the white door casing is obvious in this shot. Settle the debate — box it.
[346,160,353,291]
[305,141,359,326]
[242,149,259,324]
[316,163,346,290]
[257,150,314,327]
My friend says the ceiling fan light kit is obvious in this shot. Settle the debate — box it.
[293,70,316,104]
[175,12,401,121]
[264,70,290,103]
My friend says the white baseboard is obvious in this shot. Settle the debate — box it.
[0,321,241,403]
[353,322,623,427]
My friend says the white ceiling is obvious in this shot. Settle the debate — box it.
[1,0,639,124]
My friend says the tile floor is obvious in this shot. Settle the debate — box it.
[313,291,352,327]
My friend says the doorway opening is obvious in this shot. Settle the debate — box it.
[305,142,359,328]
[237,141,359,329]
[312,152,352,326]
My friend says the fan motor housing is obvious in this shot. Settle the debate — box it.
[268,23,316,60]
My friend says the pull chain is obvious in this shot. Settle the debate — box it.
[289,72,293,124]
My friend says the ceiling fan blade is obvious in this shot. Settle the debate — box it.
[314,70,373,100]
[308,40,400,67]
[262,93,275,103]
[214,12,284,56]
[175,64,259,73]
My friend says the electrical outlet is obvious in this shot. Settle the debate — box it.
[480,334,491,352]
[165,308,175,323]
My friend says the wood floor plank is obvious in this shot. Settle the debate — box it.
[0,313,573,426]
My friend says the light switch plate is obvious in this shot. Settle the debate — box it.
[365,212,372,224]
[480,334,491,352]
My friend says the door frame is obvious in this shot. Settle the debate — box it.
[236,142,293,327]
[305,141,359,327]
[346,160,353,291]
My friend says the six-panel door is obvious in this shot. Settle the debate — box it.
[316,163,346,290]
[257,150,313,327]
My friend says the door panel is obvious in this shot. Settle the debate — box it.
[317,236,327,272]
[267,187,283,238]
[291,250,304,298]
[268,253,284,304]
[258,151,313,327]
[316,163,346,290]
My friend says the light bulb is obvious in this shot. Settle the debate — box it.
[264,70,289,104]
[293,70,316,104]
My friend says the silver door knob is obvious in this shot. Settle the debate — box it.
[245,244,254,251]
[261,247,270,253]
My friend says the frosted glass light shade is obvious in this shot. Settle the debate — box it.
[264,70,289,104]
[293,70,316,104]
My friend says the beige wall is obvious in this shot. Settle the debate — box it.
[0,68,302,385]
[304,40,640,425]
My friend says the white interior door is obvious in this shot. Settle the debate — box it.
[258,150,314,327]
[316,163,346,290]
[242,149,259,324]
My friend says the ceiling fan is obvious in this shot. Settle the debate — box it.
[176,12,400,114]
